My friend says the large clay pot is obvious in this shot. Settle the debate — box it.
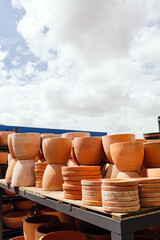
[12,159,35,187]
[0,152,8,164]
[0,131,13,145]
[12,133,40,160]
[62,132,90,140]
[136,139,147,143]
[42,164,65,190]
[5,158,17,184]
[13,199,34,211]
[143,142,160,168]
[23,215,60,240]
[3,211,27,228]
[3,200,12,213]
[110,142,144,171]
[42,138,71,164]
[74,137,103,165]
[40,231,87,240]
[117,171,140,178]
[8,133,16,158]
[102,134,135,163]
[35,222,77,240]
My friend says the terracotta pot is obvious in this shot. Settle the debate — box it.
[110,142,144,171]
[13,199,34,211]
[144,142,160,167]
[3,211,27,228]
[41,133,56,140]
[0,131,13,145]
[102,189,138,197]
[105,164,119,179]
[58,212,76,224]
[67,158,79,167]
[5,158,17,184]
[42,138,71,164]
[62,132,90,140]
[0,152,8,164]
[135,139,147,143]
[42,164,65,190]
[8,153,12,164]
[8,133,16,158]
[3,201,12,213]
[145,168,160,177]
[117,171,140,178]
[23,215,60,240]
[74,137,103,165]
[35,222,77,240]
[40,207,59,216]
[12,133,40,160]
[82,199,102,206]
[10,237,25,240]
[103,205,140,213]
[39,230,87,240]
[12,159,35,187]
[102,134,135,163]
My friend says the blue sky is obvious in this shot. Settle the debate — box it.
[0,0,160,137]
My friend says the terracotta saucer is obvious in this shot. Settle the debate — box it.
[102,185,138,191]
[81,179,102,186]
[103,199,139,207]
[103,204,140,213]
[102,179,138,186]
[102,189,138,197]
[102,194,139,202]
[63,175,102,181]
[35,172,44,176]
[140,201,160,207]
[64,193,82,200]
[82,199,102,206]
[139,188,160,193]
[63,189,82,195]
[82,186,101,191]
[136,177,160,184]
[62,171,101,176]
[64,181,81,185]
[63,184,82,190]
[139,192,160,198]
[82,190,101,196]
[35,169,46,173]
[62,166,100,172]
[138,183,160,189]
[140,197,160,202]
[82,195,102,201]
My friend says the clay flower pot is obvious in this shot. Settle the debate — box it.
[8,133,16,158]
[104,163,119,179]
[12,159,35,187]
[74,137,103,165]
[35,222,76,240]
[12,133,40,160]
[13,199,34,211]
[102,134,135,163]
[143,142,160,167]
[0,152,8,164]
[23,215,60,240]
[42,164,65,190]
[39,231,87,240]
[117,171,140,178]
[42,138,71,164]
[135,139,147,143]
[3,211,28,228]
[5,158,17,184]
[110,142,144,172]
[3,201,12,213]
[62,132,90,140]
[0,131,13,145]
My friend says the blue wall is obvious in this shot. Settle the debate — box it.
[0,125,107,137]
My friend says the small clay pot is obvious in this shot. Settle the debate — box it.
[42,138,71,164]
[3,201,12,213]
[3,211,28,228]
[23,215,60,240]
[39,230,87,240]
[102,134,135,163]
[13,199,34,211]
[144,142,160,167]
[0,131,13,145]
[117,171,140,178]
[12,159,35,187]
[8,133,16,158]
[74,137,103,165]
[40,207,59,216]
[0,152,8,164]
[110,142,144,171]
[12,133,40,160]
[5,158,17,184]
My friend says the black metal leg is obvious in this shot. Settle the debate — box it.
[111,232,134,240]
[0,188,3,240]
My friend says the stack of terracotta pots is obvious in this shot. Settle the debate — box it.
[35,161,48,188]
[62,166,102,200]
[42,137,72,190]
[81,179,102,206]
[137,177,160,207]
[102,179,140,213]
[11,133,40,187]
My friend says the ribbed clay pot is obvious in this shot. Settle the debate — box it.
[110,142,144,171]
[62,132,90,140]
[117,171,140,178]
[13,199,34,211]
[39,231,87,240]
[5,158,17,184]
[12,159,35,187]
[143,142,160,168]
[42,138,71,164]
[0,131,13,145]
[3,211,27,228]
[8,133,16,158]
[74,137,103,165]
[102,134,135,163]
[42,164,65,190]
[0,152,8,164]
[35,222,77,240]
[23,215,60,240]
[3,200,12,213]
[12,133,40,160]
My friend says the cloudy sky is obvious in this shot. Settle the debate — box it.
[1,0,160,137]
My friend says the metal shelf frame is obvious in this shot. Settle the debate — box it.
[1,183,160,240]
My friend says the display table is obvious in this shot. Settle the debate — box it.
[1,179,160,240]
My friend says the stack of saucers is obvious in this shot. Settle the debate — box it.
[35,161,48,188]
[62,166,102,200]
[102,179,140,213]
[81,179,102,206]
[138,177,160,207]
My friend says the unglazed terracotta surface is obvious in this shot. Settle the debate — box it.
[5,158,17,184]
[3,211,27,228]
[13,199,34,211]
[40,230,88,240]
[143,142,160,167]
[8,133,16,158]
[0,131,13,145]
[0,152,8,164]
[117,171,140,178]
[62,132,90,140]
